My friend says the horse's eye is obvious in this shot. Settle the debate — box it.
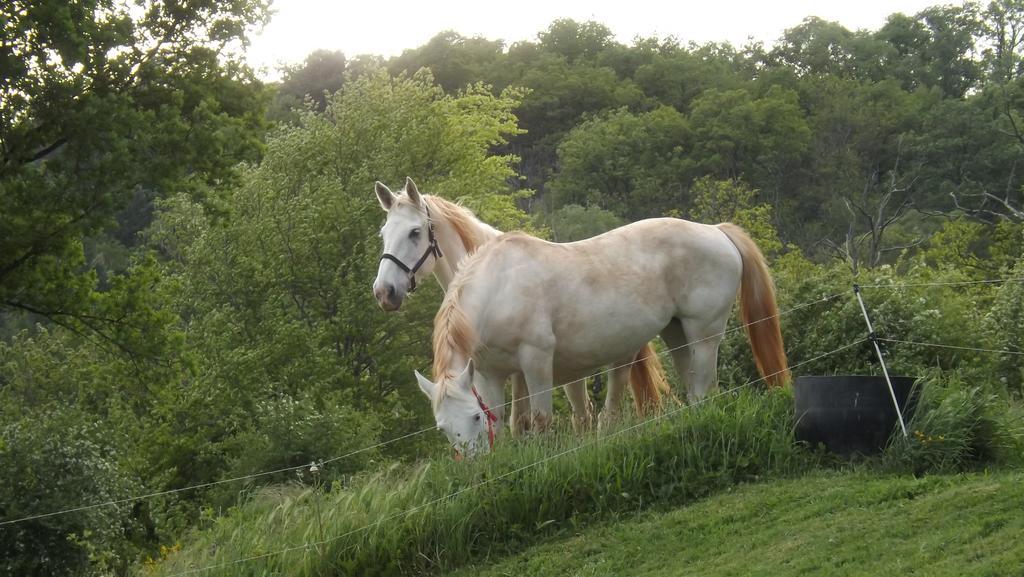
[474,414,481,422]
[409,228,421,239]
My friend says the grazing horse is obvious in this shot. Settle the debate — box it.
[372,177,669,434]
[415,221,789,456]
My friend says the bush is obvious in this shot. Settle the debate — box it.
[216,392,387,496]
[0,409,145,577]
[717,252,1002,388]
[985,258,1024,397]
[883,369,1024,474]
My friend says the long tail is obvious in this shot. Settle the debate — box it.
[629,343,671,415]
[717,223,790,386]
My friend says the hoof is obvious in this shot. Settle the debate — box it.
[512,413,532,437]
[572,410,594,433]
[597,410,620,431]
[530,411,553,433]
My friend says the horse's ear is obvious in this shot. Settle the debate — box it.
[454,359,474,391]
[375,181,395,211]
[404,177,423,206]
[415,370,436,398]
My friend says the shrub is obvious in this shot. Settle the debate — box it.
[984,258,1024,397]
[883,369,1024,474]
[0,409,145,577]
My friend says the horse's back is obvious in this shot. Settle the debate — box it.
[455,219,743,372]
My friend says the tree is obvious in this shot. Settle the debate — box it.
[633,40,751,112]
[549,106,694,220]
[389,31,504,93]
[769,16,899,81]
[537,204,625,242]
[537,19,615,65]
[796,78,934,268]
[0,0,270,348]
[688,176,782,257]
[146,69,531,489]
[273,49,347,115]
[688,85,811,210]
[982,0,1024,83]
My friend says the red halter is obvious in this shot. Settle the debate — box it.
[471,385,499,451]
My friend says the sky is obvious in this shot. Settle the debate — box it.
[246,0,951,79]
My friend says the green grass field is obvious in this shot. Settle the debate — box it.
[451,470,1024,577]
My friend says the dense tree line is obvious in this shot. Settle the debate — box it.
[1,2,1023,576]
[363,5,1024,259]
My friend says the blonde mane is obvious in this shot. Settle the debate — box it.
[430,253,487,400]
[428,233,520,408]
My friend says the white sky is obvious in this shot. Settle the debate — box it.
[247,0,952,79]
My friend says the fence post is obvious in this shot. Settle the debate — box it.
[853,284,909,438]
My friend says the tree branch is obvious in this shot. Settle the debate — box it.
[3,300,143,372]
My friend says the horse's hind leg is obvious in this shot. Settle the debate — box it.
[660,319,693,392]
[509,372,532,436]
[680,317,728,402]
[564,379,593,432]
[597,359,632,430]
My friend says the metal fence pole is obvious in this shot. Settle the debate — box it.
[853,284,909,438]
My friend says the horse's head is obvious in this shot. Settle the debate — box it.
[373,177,441,311]
[414,360,492,458]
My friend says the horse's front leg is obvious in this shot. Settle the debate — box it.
[564,379,594,433]
[509,372,532,436]
[598,358,633,430]
[518,345,555,433]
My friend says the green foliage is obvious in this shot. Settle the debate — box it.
[389,31,505,93]
[985,258,1024,395]
[537,205,625,242]
[0,0,270,342]
[1,63,531,573]
[537,20,616,65]
[633,41,750,112]
[917,219,1024,276]
[689,85,810,203]
[688,176,782,257]
[7,7,1024,576]
[270,49,348,120]
[217,392,385,493]
[884,369,1024,472]
[716,250,1009,387]
[0,409,144,577]
[549,106,693,220]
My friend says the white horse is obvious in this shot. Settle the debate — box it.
[372,178,669,435]
[415,221,789,456]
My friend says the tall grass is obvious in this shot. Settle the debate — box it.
[149,388,819,577]
[883,369,1024,473]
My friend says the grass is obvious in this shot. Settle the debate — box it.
[449,470,1024,577]
[148,388,821,576]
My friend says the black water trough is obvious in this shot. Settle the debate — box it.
[794,375,918,456]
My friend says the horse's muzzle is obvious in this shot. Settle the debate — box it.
[373,282,403,311]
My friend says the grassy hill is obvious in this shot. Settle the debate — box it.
[451,471,1024,577]
[149,375,1022,577]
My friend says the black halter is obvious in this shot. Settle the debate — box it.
[379,205,443,293]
